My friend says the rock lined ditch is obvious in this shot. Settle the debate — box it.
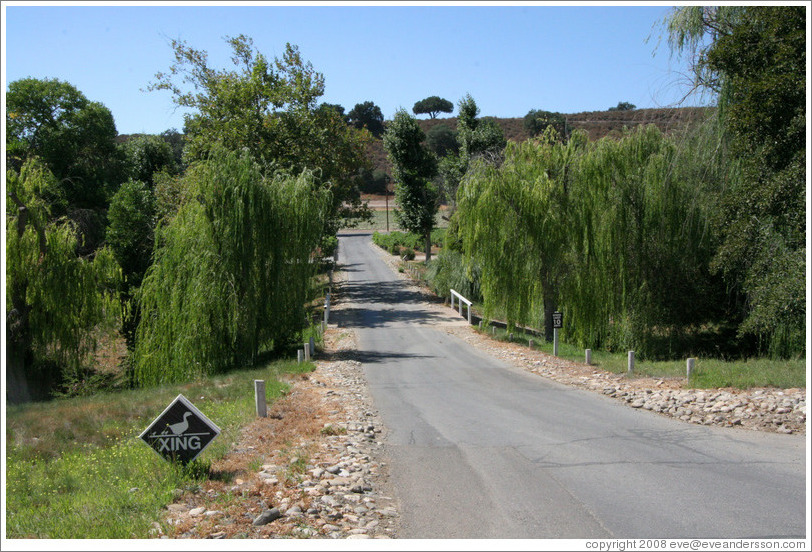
[157,328,398,539]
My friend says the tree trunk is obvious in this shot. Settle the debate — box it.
[543,287,556,343]
[424,232,432,263]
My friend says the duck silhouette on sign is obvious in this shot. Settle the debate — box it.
[166,411,192,435]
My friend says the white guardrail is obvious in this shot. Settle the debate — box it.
[450,289,473,324]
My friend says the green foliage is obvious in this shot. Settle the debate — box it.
[121,134,179,186]
[665,5,805,358]
[457,124,729,357]
[107,180,157,351]
[608,102,636,111]
[6,160,122,396]
[426,124,459,158]
[133,149,330,386]
[6,77,125,210]
[523,108,568,138]
[412,96,454,119]
[318,102,348,123]
[438,95,506,206]
[425,248,482,304]
[348,100,385,138]
[149,35,370,231]
[107,180,157,288]
[382,109,439,261]
[372,231,421,254]
[357,167,390,194]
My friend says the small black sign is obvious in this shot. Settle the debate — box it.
[140,394,221,464]
[552,311,564,329]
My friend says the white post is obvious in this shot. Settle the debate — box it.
[309,337,316,359]
[304,343,311,361]
[255,380,267,418]
[553,328,559,356]
[492,325,496,335]
[450,294,455,311]
[298,349,304,364]
[585,349,592,366]
[467,304,472,325]
[628,351,635,374]
[687,358,695,379]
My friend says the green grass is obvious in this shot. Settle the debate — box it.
[352,208,449,231]
[481,325,806,390]
[5,358,315,539]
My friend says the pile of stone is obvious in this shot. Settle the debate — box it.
[255,357,399,539]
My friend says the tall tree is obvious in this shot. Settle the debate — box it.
[6,160,121,402]
[383,109,439,262]
[348,101,385,138]
[133,149,331,386]
[412,96,454,119]
[666,5,806,357]
[149,35,370,231]
[121,134,179,186]
[6,77,125,211]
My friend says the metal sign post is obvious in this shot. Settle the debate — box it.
[140,394,221,465]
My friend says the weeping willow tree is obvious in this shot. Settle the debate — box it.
[6,159,121,402]
[456,127,586,340]
[563,124,724,357]
[132,149,330,386]
[456,123,727,358]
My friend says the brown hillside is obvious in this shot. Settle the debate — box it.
[368,106,711,178]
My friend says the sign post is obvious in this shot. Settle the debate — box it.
[140,394,221,465]
[552,311,563,357]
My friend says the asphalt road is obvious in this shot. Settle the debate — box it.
[334,232,807,539]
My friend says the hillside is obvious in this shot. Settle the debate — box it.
[367,106,711,179]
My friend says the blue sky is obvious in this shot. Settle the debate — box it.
[3,2,706,136]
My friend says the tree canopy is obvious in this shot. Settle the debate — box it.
[383,109,439,261]
[6,77,124,210]
[348,101,385,138]
[666,5,806,357]
[148,35,371,230]
[413,96,454,119]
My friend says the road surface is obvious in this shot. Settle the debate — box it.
[334,232,807,539]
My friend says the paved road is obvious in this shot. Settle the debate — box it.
[334,232,807,539]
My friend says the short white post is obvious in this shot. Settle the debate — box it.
[304,343,311,361]
[310,337,316,359]
[467,304,472,324]
[553,328,559,357]
[492,325,496,335]
[255,380,267,417]
[458,300,463,316]
[687,358,695,379]
[628,351,635,374]
[298,349,304,364]
[585,349,592,366]
[450,294,455,311]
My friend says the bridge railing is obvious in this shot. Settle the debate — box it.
[450,289,473,324]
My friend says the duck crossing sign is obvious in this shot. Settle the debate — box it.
[140,394,221,464]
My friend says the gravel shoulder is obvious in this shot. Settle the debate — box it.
[155,299,399,539]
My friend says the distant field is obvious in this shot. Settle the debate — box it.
[351,204,450,231]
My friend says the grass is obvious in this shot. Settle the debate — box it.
[479,325,806,390]
[352,207,449,231]
[5,358,315,539]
